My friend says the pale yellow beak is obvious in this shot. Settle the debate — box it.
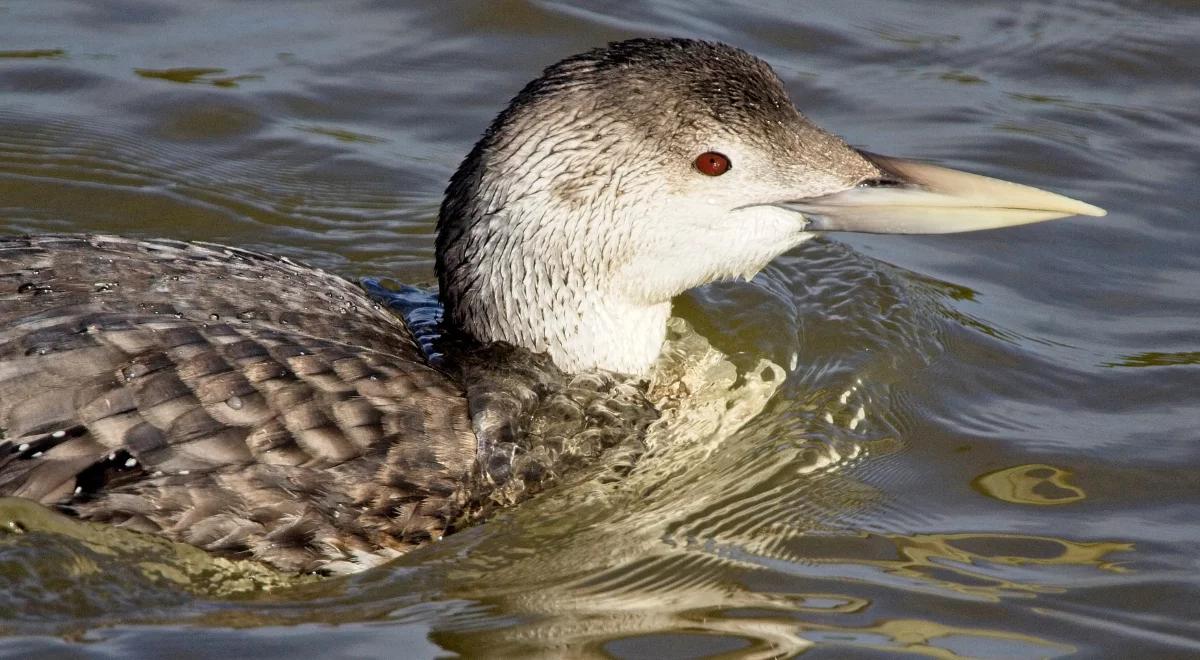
[785,152,1106,234]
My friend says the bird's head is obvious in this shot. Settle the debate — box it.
[436,38,1103,374]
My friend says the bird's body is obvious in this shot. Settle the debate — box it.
[0,235,653,572]
[0,235,479,571]
[0,39,1103,572]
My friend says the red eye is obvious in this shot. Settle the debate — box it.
[694,151,731,176]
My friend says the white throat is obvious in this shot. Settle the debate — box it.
[438,183,813,375]
[528,295,674,376]
[439,191,683,375]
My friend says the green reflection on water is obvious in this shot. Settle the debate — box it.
[298,125,389,144]
[936,70,988,85]
[0,49,65,59]
[1104,351,1200,368]
[904,271,980,302]
[134,67,262,88]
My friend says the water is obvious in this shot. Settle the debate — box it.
[2,0,1199,656]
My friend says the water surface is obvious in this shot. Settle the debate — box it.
[2,1,1199,657]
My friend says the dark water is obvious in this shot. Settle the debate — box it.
[2,0,1199,657]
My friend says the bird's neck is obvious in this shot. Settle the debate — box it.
[442,255,672,375]
[537,296,673,375]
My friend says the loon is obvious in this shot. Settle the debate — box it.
[0,39,1104,573]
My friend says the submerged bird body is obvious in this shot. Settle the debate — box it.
[0,235,652,571]
[0,39,1103,572]
[0,236,478,570]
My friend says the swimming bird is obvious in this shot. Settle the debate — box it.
[0,38,1104,573]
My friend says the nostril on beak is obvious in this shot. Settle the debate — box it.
[857,176,904,188]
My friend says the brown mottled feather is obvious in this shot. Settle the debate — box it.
[0,234,476,572]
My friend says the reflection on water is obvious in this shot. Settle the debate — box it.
[0,310,1135,655]
[134,67,261,88]
[3,0,1200,656]
[0,50,67,60]
[973,464,1086,506]
[0,301,1135,655]
[0,497,313,628]
[1104,351,1200,368]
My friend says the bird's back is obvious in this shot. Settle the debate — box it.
[0,235,475,572]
